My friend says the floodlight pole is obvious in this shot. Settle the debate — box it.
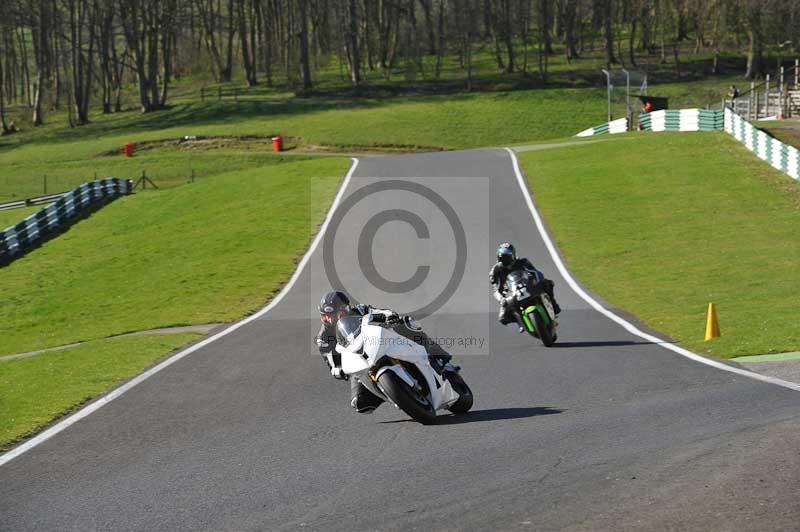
[602,69,611,122]
[622,68,631,122]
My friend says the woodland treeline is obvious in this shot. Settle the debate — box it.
[0,0,798,131]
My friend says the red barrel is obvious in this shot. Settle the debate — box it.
[271,136,283,152]
[123,142,134,158]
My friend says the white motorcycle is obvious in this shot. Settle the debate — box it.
[335,314,473,424]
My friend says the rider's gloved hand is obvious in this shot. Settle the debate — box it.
[331,367,348,380]
[384,312,401,326]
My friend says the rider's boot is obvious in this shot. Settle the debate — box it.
[351,380,383,414]
[513,311,526,334]
[429,355,459,376]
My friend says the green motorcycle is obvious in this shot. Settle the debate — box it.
[505,269,558,347]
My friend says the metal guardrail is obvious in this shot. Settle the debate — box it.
[735,61,798,102]
[0,192,67,212]
[0,178,132,267]
[722,60,800,120]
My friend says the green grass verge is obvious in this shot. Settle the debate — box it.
[0,334,201,449]
[0,156,348,355]
[519,131,800,358]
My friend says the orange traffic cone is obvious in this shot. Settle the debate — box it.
[705,303,720,341]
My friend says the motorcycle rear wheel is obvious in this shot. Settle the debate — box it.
[378,371,437,425]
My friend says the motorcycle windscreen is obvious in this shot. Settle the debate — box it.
[336,315,363,348]
[336,315,370,373]
[506,270,530,286]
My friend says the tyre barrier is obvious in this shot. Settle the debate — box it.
[724,107,800,181]
[575,117,629,137]
[638,109,724,132]
[0,178,132,267]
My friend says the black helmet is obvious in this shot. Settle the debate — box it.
[497,242,516,267]
[318,289,350,315]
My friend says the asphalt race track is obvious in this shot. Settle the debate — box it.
[2,149,800,531]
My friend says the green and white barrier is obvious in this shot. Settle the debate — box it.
[576,117,628,137]
[724,107,800,181]
[638,109,724,132]
[0,178,132,266]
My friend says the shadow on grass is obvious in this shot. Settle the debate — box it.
[380,406,564,425]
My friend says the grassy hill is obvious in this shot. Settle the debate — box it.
[0,44,743,202]
[518,132,800,359]
[0,156,349,448]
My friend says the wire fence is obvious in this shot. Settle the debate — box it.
[0,168,202,205]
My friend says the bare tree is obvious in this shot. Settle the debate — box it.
[602,0,617,68]
[741,0,764,79]
[196,0,236,82]
[118,0,176,112]
[485,1,506,70]
[31,0,55,125]
[298,0,312,90]
[343,0,361,84]
[560,0,579,62]
[238,0,257,86]
[537,0,550,81]
[0,36,10,134]
[500,0,515,73]
[65,0,97,125]
[539,0,554,55]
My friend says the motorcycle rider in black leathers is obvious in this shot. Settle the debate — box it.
[490,242,561,332]
[315,290,459,414]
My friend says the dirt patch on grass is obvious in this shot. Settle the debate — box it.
[97,135,444,157]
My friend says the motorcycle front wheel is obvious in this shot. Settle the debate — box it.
[378,371,437,425]
[445,372,474,414]
[533,310,556,347]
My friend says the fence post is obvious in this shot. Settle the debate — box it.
[43,175,47,195]
[796,59,799,88]
[622,69,630,123]
[780,67,785,94]
[765,74,770,117]
[750,82,755,120]
[755,89,760,119]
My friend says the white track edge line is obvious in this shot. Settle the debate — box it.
[504,147,800,392]
[0,157,361,467]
